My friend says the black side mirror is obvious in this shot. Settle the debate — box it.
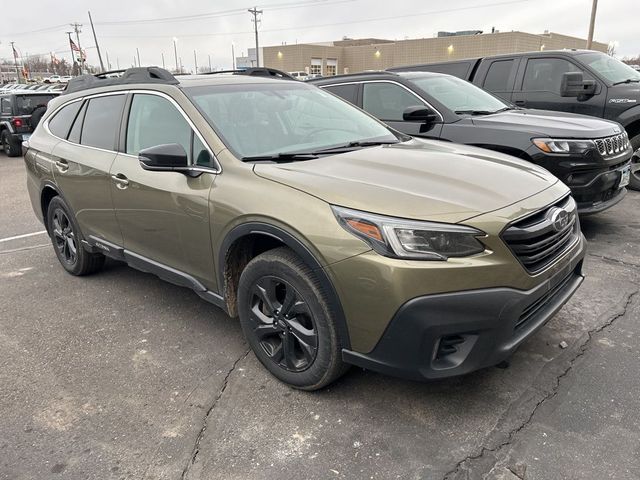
[560,72,596,97]
[139,143,188,171]
[402,105,438,124]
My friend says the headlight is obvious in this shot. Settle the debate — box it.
[532,138,594,154]
[332,206,486,260]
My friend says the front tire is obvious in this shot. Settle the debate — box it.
[238,247,348,390]
[46,196,105,276]
[629,133,640,191]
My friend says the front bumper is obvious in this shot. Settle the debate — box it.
[528,147,631,215]
[342,235,585,381]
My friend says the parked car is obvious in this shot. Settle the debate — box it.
[60,75,73,83]
[24,67,585,389]
[388,50,640,190]
[1,91,58,156]
[310,71,632,214]
[44,75,62,84]
[289,71,309,81]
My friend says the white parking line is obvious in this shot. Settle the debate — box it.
[0,231,47,243]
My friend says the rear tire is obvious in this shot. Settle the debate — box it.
[1,130,21,157]
[629,133,640,191]
[238,247,348,390]
[46,196,105,276]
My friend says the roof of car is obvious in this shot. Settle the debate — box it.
[308,70,447,85]
[63,66,297,95]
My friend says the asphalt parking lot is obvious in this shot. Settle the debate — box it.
[1,154,639,480]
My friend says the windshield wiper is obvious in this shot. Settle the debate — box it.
[612,78,640,86]
[241,140,400,162]
[241,152,318,162]
[454,108,510,115]
[312,139,399,153]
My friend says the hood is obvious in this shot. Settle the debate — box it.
[253,138,559,223]
[471,109,622,138]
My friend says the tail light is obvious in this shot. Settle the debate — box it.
[11,118,23,128]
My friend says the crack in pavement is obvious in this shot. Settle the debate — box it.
[588,253,640,270]
[180,348,251,480]
[441,290,639,480]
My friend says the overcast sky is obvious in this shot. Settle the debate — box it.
[1,0,638,72]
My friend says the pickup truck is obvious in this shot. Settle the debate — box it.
[388,50,640,190]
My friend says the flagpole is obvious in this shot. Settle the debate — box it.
[66,32,75,75]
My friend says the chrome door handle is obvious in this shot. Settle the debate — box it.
[54,160,69,172]
[111,173,129,189]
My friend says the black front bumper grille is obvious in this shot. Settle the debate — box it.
[502,195,580,274]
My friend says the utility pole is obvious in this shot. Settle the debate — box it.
[586,0,597,49]
[10,42,21,83]
[136,48,141,67]
[88,11,105,72]
[70,23,84,74]
[248,7,263,67]
[194,50,198,73]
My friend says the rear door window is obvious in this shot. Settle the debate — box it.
[483,60,514,92]
[80,95,125,150]
[48,101,82,139]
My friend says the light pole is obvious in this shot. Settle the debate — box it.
[173,37,179,73]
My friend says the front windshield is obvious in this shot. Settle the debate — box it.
[185,82,398,158]
[578,52,640,84]
[408,74,509,114]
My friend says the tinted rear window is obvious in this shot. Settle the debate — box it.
[48,101,82,139]
[80,95,125,150]
[483,60,514,92]
[14,94,56,115]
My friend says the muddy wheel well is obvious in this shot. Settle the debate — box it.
[223,233,285,317]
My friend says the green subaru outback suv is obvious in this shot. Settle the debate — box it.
[24,67,585,390]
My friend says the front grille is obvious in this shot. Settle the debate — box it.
[594,132,629,157]
[502,195,579,274]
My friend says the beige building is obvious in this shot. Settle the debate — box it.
[260,31,608,76]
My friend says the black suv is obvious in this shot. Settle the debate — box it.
[1,91,58,156]
[387,50,640,190]
[310,71,632,214]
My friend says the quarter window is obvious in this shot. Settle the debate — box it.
[522,58,589,93]
[48,101,82,139]
[1,98,11,115]
[483,60,514,92]
[362,82,426,121]
[80,95,125,150]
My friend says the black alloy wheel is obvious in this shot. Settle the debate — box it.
[247,276,318,372]
[237,247,348,390]
[51,208,78,265]
[46,196,105,276]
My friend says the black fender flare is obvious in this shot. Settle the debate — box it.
[219,222,352,350]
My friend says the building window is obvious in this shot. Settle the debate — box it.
[326,58,337,76]
[310,58,322,76]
